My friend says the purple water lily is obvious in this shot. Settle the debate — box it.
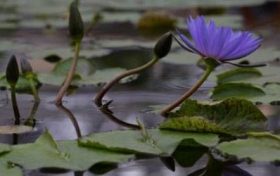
[177,16,262,61]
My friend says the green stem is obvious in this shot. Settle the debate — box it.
[55,41,81,105]
[95,56,159,107]
[94,56,159,129]
[11,85,20,125]
[160,63,215,117]
[28,78,40,102]
[24,101,40,127]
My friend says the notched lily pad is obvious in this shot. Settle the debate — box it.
[166,98,266,135]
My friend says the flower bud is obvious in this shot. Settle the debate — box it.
[69,1,84,42]
[20,58,33,74]
[6,55,19,86]
[153,32,172,59]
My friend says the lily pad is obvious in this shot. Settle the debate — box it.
[37,68,126,86]
[80,129,219,155]
[216,68,262,84]
[211,83,265,100]
[164,98,266,135]
[0,131,133,172]
[217,132,280,162]
[0,125,34,134]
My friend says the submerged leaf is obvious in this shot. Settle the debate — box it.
[166,98,266,135]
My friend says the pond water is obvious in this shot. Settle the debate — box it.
[0,0,280,176]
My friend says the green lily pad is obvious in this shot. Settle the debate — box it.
[164,98,266,135]
[37,68,126,86]
[211,83,265,100]
[80,129,219,155]
[52,58,95,76]
[217,68,262,84]
[251,83,280,105]
[217,132,280,162]
[211,66,280,104]
[0,131,133,172]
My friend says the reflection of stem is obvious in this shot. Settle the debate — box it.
[94,56,159,129]
[13,119,19,145]
[56,104,82,138]
[74,171,84,176]
[24,101,40,128]
[55,42,81,105]
[28,78,40,102]
[160,63,215,117]
[11,85,20,125]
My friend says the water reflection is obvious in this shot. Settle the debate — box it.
[56,104,82,138]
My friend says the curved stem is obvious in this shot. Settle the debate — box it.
[24,101,40,128]
[28,78,40,102]
[94,56,159,129]
[57,104,82,138]
[11,86,20,125]
[160,64,214,117]
[95,56,158,107]
[55,42,81,105]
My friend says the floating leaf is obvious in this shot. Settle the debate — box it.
[38,68,126,86]
[166,98,266,135]
[211,83,265,100]
[160,116,227,134]
[52,58,95,77]
[0,131,133,172]
[217,132,280,162]
[217,68,262,84]
[80,129,219,155]
[0,125,34,134]
[251,83,280,105]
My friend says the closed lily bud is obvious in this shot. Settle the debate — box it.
[20,58,33,74]
[153,32,172,59]
[6,55,19,86]
[69,1,84,42]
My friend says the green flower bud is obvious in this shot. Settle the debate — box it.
[153,32,172,59]
[69,1,84,42]
[6,55,19,86]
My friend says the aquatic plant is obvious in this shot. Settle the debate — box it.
[55,1,84,105]
[160,16,262,116]
[94,32,172,129]
[6,55,20,124]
